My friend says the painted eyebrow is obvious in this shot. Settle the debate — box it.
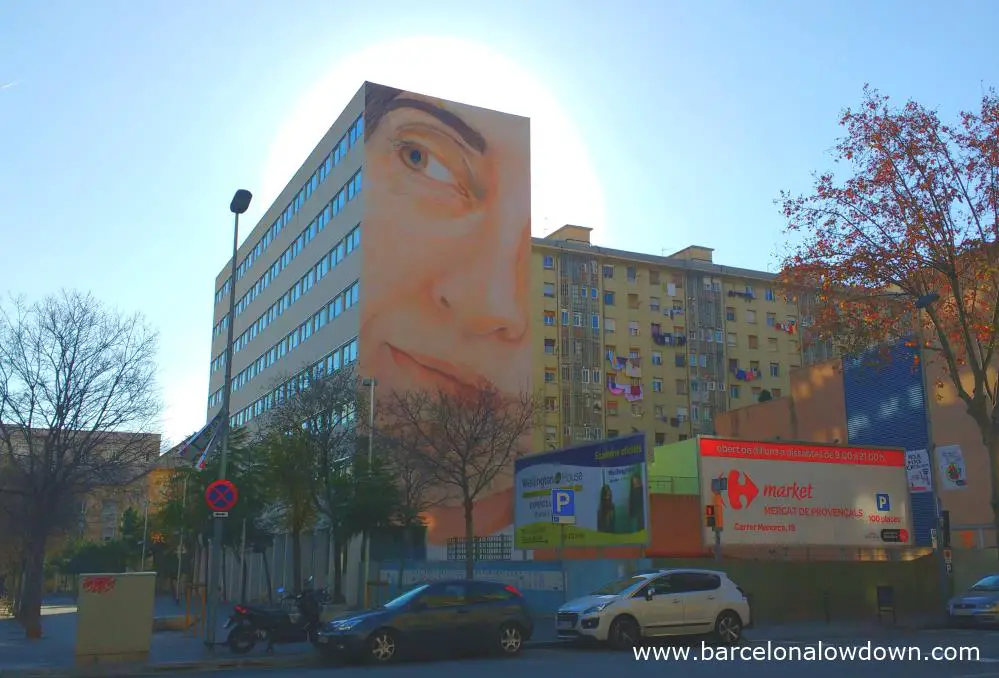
[382,98,487,154]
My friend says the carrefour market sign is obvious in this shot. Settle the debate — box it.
[697,437,911,548]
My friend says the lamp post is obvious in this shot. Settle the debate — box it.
[205,189,252,650]
[360,377,377,609]
[911,292,951,607]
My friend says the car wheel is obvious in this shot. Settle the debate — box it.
[608,616,641,650]
[367,628,398,663]
[715,611,743,645]
[497,622,524,656]
[226,625,256,655]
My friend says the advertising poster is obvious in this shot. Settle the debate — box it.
[697,437,912,548]
[936,444,968,490]
[905,449,933,493]
[514,433,648,549]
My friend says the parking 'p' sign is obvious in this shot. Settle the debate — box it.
[205,479,239,513]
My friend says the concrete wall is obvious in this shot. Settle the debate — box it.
[651,554,940,622]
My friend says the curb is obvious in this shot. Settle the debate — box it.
[0,654,319,678]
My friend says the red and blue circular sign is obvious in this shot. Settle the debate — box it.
[205,479,239,512]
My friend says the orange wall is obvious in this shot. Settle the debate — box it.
[926,360,997,540]
[716,360,849,443]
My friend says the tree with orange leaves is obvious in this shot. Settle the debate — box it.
[778,86,998,539]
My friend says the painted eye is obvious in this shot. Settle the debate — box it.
[398,143,455,185]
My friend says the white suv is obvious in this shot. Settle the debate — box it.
[555,569,751,649]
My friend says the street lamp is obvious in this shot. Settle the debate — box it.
[360,377,377,609]
[205,189,252,651]
[910,292,951,607]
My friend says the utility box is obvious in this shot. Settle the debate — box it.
[75,571,156,667]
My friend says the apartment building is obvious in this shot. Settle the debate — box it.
[532,225,836,451]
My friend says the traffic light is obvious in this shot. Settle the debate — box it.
[940,510,951,548]
[705,505,716,529]
[713,493,724,530]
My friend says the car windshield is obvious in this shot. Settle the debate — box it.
[383,584,430,609]
[970,576,999,592]
[591,575,649,596]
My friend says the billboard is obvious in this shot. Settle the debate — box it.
[697,437,912,548]
[359,82,532,403]
[514,434,649,549]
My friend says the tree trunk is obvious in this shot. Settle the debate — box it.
[262,552,274,605]
[291,529,303,594]
[397,526,410,597]
[19,534,47,639]
[331,535,344,603]
[239,552,248,605]
[463,497,475,580]
[986,431,999,560]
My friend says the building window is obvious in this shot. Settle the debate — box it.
[676,379,688,395]
[655,432,666,445]
[765,288,776,301]
[544,311,555,326]
[604,291,615,305]
[652,351,663,365]
[561,309,569,325]
[727,332,736,347]
[607,429,619,438]
[607,401,619,417]
[543,255,555,269]
[748,335,759,349]
[544,369,556,383]
[574,312,583,327]
[604,317,616,333]
[772,388,783,398]
[728,358,738,373]
[602,265,614,278]
[726,307,736,322]
[544,339,555,354]
[768,338,779,352]
[767,312,777,327]
[746,309,757,324]
[545,397,558,411]
[652,378,663,392]
[679,434,689,441]
[543,282,555,297]
[745,285,755,297]
[770,362,780,377]
[729,384,740,399]
[751,387,762,398]
[649,270,660,285]
[650,296,660,311]
[627,266,637,283]
[628,321,640,336]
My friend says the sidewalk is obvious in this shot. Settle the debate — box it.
[0,598,561,678]
[743,615,946,642]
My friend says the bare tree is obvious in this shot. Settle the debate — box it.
[381,384,539,579]
[0,291,159,638]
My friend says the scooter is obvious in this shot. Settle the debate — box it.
[224,577,330,654]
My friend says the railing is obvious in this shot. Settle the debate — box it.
[446,535,513,561]
[647,475,699,495]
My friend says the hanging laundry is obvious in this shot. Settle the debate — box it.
[625,385,644,401]
[676,336,687,347]
[736,369,747,381]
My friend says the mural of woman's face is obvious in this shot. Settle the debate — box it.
[360,86,532,399]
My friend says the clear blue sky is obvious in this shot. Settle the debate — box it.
[1,0,995,447]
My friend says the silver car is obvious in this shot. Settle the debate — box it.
[948,574,999,626]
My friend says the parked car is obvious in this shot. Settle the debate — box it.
[315,579,534,663]
[948,574,999,626]
[556,568,751,649]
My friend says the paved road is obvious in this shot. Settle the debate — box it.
[169,629,999,678]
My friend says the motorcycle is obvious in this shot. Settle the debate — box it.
[224,577,330,654]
